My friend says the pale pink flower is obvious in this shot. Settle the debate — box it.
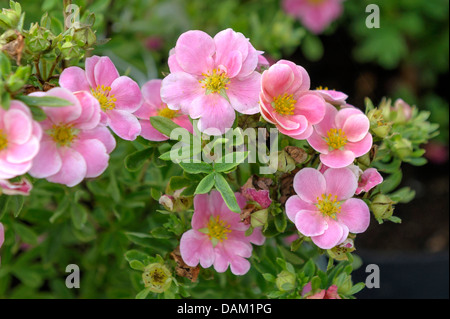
[0,177,32,195]
[319,163,383,195]
[302,282,341,299]
[161,28,262,135]
[285,167,370,249]
[134,79,193,141]
[180,190,265,275]
[307,103,373,168]
[315,88,348,106]
[283,0,344,34]
[29,88,116,187]
[0,100,42,180]
[59,55,142,140]
[260,60,326,140]
[392,98,413,123]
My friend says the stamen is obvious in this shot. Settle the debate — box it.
[315,194,341,218]
[325,128,347,150]
[91,85,117,111]
[272,93,296,116]
[158,106,178,119]
[0,129,8,151]
[199,69,230,93]
[49,124,77,147]
[207,215,232,242]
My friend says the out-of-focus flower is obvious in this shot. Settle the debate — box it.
[161,28,262,135]
[159,188,193,212]
[180,190,265,275]
[0,222,4,249]
[0,177,32,195]
[59,55,142,140]
[134,79,193,141]
[145,36,164,51]
[29,88,115,187]
[425,141,449,165]
[260,60,326,140]
[285,167,370,249]
[308,103,372,168]
[0,100,42,180]
[282,0,344,34]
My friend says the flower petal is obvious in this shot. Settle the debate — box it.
[310,218,344,249]
[323,167,358,201]
[106,109,141,141]
[338,198,370,233]
[295,209,328,237]
[293,167,326,203]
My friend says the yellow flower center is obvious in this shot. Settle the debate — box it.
[316,86,329,90]
[273,93,296,116]
[325,128,348,150]
[50,124,77,147]
[316,194,341,218]
[200,69,230,94]
[207,215,232,243]
[158,106,178,119]
[0,129,8,151]
[307,0,326,5]
[91,85,117,111]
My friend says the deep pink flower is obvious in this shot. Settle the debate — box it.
[161,28,262,135]
[356,168,383,195]
[180,190,265,275]
[307,103,373,168]
[285,167,370,249]
[0,177,32,195]
[134,79,193,141]
[260,60,326,140]
[0,100,42,180]
[29,88,116,187]
[283,0,344,34]
[302,282,341,299]
[59,55,142,140]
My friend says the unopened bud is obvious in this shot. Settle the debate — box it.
[272,151,296,173]
[251,208,268,228]
[276,270,296,291]
[370,194,395,220]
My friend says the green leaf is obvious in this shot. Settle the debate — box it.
[0,195,11,219]
[13,223,38,245]
[195,173,215,194]
[150,116,191,141]
[274,212,287,233]
[380,170,402,193]
[169,176,191,191]
[179,162,213,174]
[129,260,146,271]
[71,203,88,230]
[124,147,154,171]
[347,282,365,295]
[17,95,74,107]
[214,151,248,173]
[214,173,240,213]
[136,287,151,299]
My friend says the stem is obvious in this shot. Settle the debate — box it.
[46,55,61,81]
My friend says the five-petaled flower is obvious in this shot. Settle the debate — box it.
[285,167,370,249]
[180,190,265,275]
[161,28,263,135]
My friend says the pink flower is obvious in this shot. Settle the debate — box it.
[0,222,4,249]
[0,100,42,180]
[283,0,344,34]
[315,88,348,106]
[59,55,142,140]
[260,60,326,140]
[302,282,341,299]
[161,28,262,135]
[180,190,265,275]
[307,103,373,168]
[0,177,32,195]
[356,168,383,195]
[29,88,116,187]
[285,167,370,249]
[319,163,383,195]
[134,79,193,141]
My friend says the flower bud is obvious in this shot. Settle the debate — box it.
[392,137,413,160]
[276,270,296,291]
[392,99,413,124]
[370,194,395,220]
[251,208,269,228]
[72,27,97,48]
[142,263,172,293]
[0,2,21,30]
[271,151,296,173]
[25,23,53,53]
[368,108,391,138]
